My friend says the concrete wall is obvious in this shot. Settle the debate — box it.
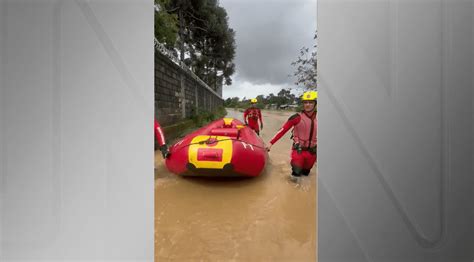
[155,51,223,126]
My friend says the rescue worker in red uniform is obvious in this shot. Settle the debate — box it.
[243,98,263,135]
[155,119,170,158]
[266,91,317,181]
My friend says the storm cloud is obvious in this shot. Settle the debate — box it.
[220,0,317,88]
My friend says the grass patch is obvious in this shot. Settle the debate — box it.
[157,106,228,148]
[190,106,227,127]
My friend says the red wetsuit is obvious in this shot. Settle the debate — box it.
[243,107,263,134]
[269,111,317,176]
[154,120,166,147]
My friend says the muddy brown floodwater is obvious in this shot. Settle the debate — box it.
[155,108,317,262]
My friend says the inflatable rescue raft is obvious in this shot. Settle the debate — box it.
[165,118,268,177]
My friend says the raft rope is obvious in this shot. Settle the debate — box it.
[172,136,267,152]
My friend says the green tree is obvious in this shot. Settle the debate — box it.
[161,0,236,90]
[255,95,265,108]
[291,30,317,90]
[154,0,178,47]
[275,89,295,106]
[224,97,240,108]
[188,1,236,89]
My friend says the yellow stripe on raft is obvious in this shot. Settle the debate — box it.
[188,135,233,169]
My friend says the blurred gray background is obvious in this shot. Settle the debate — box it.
[318,0,473,261]
[1,0,153,260]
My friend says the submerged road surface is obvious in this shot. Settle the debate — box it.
[155,108,317,261]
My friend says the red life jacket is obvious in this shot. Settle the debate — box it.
[292,111,317,148]
[246,108,260,120]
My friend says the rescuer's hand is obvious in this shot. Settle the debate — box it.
[265,143,272,152]
[160,144,170,159]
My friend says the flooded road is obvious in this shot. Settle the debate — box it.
[155,108,317,261]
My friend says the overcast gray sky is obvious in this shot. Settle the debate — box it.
[219,0,317,99]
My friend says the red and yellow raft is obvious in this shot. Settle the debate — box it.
[165,117,268,177]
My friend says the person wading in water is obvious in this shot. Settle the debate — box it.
[243,98,263,135]
[266,91,317,182]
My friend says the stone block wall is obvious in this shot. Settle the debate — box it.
[155,51,223,126]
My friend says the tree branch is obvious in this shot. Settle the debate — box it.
[190,25,209,32]
[185,10,207,23]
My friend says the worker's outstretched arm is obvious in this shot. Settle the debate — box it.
[266,114,300,151]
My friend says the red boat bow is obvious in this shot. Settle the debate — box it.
[165,118,268,177]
